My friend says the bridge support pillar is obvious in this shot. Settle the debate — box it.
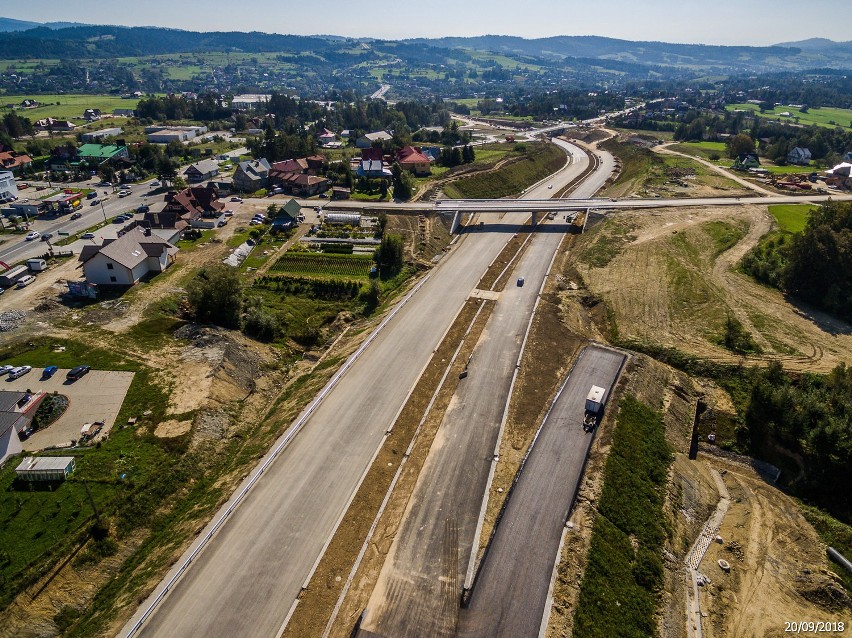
[531,211,538,226]
[450,210,461,234]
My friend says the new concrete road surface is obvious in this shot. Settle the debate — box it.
[127,140,592,638]
[359,215,567,638]
[457,346,626,638]
[358,140,601,638]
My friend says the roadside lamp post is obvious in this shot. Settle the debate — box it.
[100,199,107,224]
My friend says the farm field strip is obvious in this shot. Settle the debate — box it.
[268,252,373,278]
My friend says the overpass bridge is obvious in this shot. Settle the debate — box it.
[302,193,852,233]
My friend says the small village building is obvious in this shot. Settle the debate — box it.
[183,159,221,183]
[15,456,76,482]
[356,131,393,149]
[81,128,123,143]
[787,147,812,166]
[233,159,271,192]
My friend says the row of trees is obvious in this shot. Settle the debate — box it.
[437,144,476,167]
[744,361,852,521]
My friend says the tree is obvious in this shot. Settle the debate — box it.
[374,234,404,277]
[186,265,243,328]
[726,133,755,159]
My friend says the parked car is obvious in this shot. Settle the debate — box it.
[16,275,36,288]
[217,219,228,227]
[66,365,91,381]
[18,182,29,189]
[249,219,262,226]
[90,198,101,206]
[82,232,96,240]
[150,180,161,186]
[0,365,14,376]
[35,185,46,191]
[318,193,328,198]
[98,181,112,187]
[71,211,83,220]
[42,365,58,379]
[136,205,150,214]
[230,196,243,202]
[118,190,131,198]
[40,232,54,242]
[112,215,126,224]
[8,365,32,380]
[25,231,40,241]
[223,210,234,217]
[86,191,98,200]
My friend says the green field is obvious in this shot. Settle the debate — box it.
[268,251,374,279]
[443,142,565,199]
[768,204,816,233]
[0,94,142,121]
[727,103,852,130]
[669,141,727,161]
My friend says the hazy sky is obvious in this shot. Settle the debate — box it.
[3,0,849,45]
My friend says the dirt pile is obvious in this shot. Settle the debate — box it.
[797,572,851,612]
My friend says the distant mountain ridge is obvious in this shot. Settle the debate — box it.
[0,18,850,71]
[0,16,87,32]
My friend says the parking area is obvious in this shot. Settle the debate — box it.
[2,369,135,450]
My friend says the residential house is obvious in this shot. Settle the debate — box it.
[317,129,337,146]
[396,146,432,176]
[77,143,129,166]
[279,173,330,196]
[83,109,103,122]
[145,125,207,143]
[78,226,178,286]
[147,185,226,231]
[0,150,32,174]
[0,390,47,467]
[356,131,392,149]
[331,186,351,200]
[358,159,392,179]
[33,118,75,131]
[112,108,136,117]
[733,153,760,170]
[233,158,271,192]
[824,162,852,190]
[183,159,221,183]
[787,147,812,166]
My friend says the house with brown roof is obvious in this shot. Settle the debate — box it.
[269,155,330,196]
[0,150,32,174]
[78,227,178,286]
[147,185,226,230]
[34,118,75,131]
[317,129,337,146]
[396,146,432,176]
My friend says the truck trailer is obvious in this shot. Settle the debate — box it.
[0,264,29,287]
[583,385,606,431]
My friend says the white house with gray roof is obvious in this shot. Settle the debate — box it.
[78,227,177,286]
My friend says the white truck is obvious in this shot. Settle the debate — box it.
[583,385,606,431]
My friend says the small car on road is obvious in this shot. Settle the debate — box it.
[90,198,101,205]
[517,277,525,287]
[71,211,83,219]
[25,231,40,241]
[40,232,54,242]
[230,196,243,202]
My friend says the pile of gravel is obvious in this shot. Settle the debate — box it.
[0,310,25,332]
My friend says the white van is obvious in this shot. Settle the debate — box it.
[15,275,36,288]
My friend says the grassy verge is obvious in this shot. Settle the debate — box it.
[572,395,672,638]
[442,142,565,199]
[800,504,852,592]
[768,204,815,233]
[0,337,170,612]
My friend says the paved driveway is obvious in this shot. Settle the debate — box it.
[3,369,135,450]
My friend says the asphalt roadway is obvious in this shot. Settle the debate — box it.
[358,141,610,638]
[126,139,591,638]
[456,346,626,638]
